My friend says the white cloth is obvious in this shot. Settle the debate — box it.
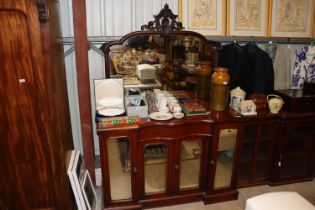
[245,192,315,210]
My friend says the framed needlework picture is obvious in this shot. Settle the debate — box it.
[179,0,226,36]
[227,0,269,37]
[270,0,314,37]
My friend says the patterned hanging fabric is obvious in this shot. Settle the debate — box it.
[292,45,315,89]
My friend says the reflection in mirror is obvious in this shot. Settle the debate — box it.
[179,140,202,189]
[107,138,131,200]
[144,144,167,194]
[105,33,219,91]
[101,4,221,91]
[214,129,237,189]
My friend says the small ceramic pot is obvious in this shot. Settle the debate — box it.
[230,87,246,110]
[267,94,284,114]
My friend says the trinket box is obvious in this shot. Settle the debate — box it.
[237,100,257,116]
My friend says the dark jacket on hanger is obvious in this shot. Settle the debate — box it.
[219,42,274,96]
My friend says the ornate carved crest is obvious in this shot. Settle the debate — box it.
[141,4,183,36]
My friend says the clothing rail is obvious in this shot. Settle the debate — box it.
[60,36,315,45]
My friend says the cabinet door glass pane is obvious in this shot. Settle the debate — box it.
[107,138,131,200]
[180,140,202,189]
[214,129,237,189]
[144,144,167,194]
[280,126,314,178]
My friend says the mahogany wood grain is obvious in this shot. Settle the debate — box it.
[72,0,96,183]
[0,0,74,209]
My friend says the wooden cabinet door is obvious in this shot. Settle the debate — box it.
[237,122,277,187]
[204,124,240,204]
[98,129,141,209]
[0,4,55,210]
[272,122,315,184]
[138,137,209,205]
[176,137,209,193]
[139,141,173,197]
[0,1,74,209]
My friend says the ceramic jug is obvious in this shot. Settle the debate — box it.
[267,94,284,114]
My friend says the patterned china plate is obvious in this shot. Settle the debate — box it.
[149,112,173,121]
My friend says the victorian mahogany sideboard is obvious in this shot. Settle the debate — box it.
[97,107,315,209]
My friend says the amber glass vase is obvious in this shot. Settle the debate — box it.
[196,61,212,100]
[210,67,230,111]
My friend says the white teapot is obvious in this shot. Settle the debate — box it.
[267,94,284,114]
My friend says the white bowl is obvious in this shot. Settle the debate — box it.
[173,112,184,119]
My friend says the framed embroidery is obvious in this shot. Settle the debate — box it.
[270,0,314,37]
[179,0,226,36]
[227,0,269,37]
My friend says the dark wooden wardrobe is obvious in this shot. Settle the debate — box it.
[0,0,74,209]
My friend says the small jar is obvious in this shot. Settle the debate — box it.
[230,87,246,110]
[195,61,212,100]
[210,67,230,111]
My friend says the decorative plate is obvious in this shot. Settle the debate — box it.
[149,112,173,121]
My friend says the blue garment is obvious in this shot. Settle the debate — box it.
[292,46,315,89]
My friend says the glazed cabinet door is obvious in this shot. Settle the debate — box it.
[98,130,141,209]
[237,121,277,187]
[205,125,240,204]
[272,122,315,184]
[140,141,172,196]
[138,136,209,207]
[177,137,209,193]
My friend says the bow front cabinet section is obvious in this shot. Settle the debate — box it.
[271,113,315,185]
[97,118,213,209]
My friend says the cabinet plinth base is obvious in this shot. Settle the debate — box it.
[140,192,204,209]
[270,177,313,186]
[203,189,238,204]
[104,204,143,210]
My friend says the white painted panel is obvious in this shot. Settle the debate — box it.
[104,0,114,35]
[121,0,133,35]
[132,0,178,32]
[64,46,83,153]
[59,0,74,37]
[86,0,103,36]
[88,44,105,155]
[163,0,178,15]
[83,0,179,36]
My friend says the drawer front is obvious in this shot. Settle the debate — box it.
[284,97,315,113]
[139,121,212,140]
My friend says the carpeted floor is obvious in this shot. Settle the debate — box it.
[147,179,315,210]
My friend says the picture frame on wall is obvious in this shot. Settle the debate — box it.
[227,0,269,37]
[270,0,314,37]
[179,0,226,36]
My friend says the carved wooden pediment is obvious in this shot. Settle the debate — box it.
[141,4,183,36]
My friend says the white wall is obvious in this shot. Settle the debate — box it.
[59,0,179,154]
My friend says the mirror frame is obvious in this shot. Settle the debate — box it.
[100,4,221,79]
